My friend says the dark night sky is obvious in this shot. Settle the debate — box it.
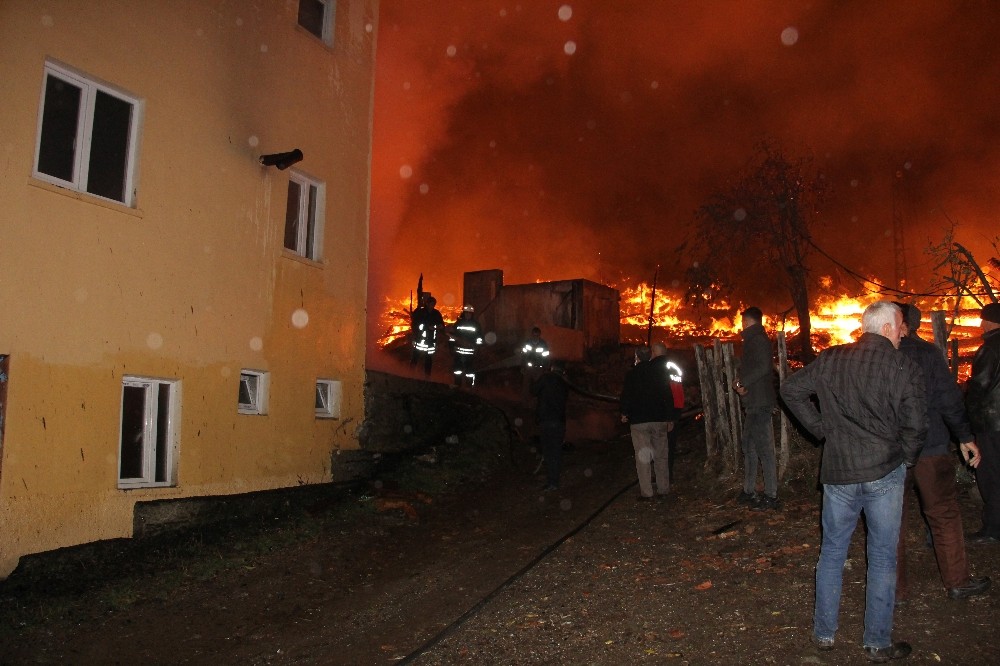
[369,0,1000,341]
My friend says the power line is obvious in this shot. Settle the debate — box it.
[806,237,993,299]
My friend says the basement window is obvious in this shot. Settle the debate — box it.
[298,0,336,46]
[284,171,324,261]
[239,370,270,415]
[315,379,341,419]
[34,61,142,206]
[118,377,178,489]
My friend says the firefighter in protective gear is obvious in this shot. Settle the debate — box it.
[521,326,550,369]
[450,305,483,386]
[410,294,445,377]
[520,326,550,397]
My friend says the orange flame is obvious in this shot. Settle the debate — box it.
[376,296,461,348]
[378,277,989,380]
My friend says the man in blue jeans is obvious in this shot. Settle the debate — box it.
[781,301,927,663]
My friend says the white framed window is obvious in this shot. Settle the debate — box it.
[34,61,142,206]
[284,171,324,260]
[298,0,336,46]
[118,377,178,489]
[238,370,270,415]
[315,379,342,419]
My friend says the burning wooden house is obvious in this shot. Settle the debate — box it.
[462,269,621,361]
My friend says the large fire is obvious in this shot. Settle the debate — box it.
[378,278,989,377]
[377,297,461,349]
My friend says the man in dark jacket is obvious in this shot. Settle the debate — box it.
[733,306,779,511]
[966,302,1000,544]
[652,342,685,483]
[532,360,569,491]
[781,301,927,662]
[893,303,989,600]
[621,346,680,499]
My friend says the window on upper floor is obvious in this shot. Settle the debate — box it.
[284,171,324,261]
[238,370,270,415]
[315,379,342,419]
[119,377,178,489]
[34,61,141,207]
[298,0,336,46]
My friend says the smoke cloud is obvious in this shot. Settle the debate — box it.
[369,1,1000,354]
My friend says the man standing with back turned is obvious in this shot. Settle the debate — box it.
[621,346,676,500]
[733,306,779,510]
[781,301,927,663]
[892,303,988,601]
[966,301,1000,545]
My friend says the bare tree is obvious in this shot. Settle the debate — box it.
[687,140,827,360]
[927,223,999,331]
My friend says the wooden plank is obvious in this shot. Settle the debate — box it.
[693,344,718,462]
[722,341,741,472]
[776,331,789,478]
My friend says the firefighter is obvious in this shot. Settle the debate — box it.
[522,326,550,369]
[450,305,483,386]
[410,294,445,377]
[520,326,550,397]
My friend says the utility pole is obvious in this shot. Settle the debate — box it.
[892,166,909,291]
[646,266,659,347]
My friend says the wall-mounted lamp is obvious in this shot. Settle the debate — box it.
[258,149,303,170]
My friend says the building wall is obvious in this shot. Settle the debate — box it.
[577,280,622,350]
[464,271,620,359]
[0,0,378,577]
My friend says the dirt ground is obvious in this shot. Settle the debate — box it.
[1,402,999,665]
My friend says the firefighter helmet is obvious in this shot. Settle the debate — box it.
[462,304,474,313]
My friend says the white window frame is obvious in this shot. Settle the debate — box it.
[284,170,325,261]
[34,60,142,207]
[315,379,342,419]
[118,377,179,489]
[298,0,336,46]
[238,370,270,415]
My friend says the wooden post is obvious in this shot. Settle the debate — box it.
[694,344,718,463]
[712,338,738,471]
[722,341,741,472]
[930,311,948,362]
[776,331,789,479]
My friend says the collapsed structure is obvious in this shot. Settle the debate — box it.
[462,269,621,361]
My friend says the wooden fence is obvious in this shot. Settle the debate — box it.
[693,332,791,478]
[693,312,961,480]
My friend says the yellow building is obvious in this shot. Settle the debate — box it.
[0,0,378,578]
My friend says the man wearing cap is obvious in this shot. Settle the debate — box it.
[732,306,780,511]
[893,303,989,600]
[966,302,1000,545]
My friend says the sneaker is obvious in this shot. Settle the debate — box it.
[542,484,559,492]
[751,494,782,512]
[947,576,991,600]
[966,530,1000,545]
[811,635,834,651]
[736,490,757,506]
[863,641,911,662]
